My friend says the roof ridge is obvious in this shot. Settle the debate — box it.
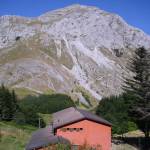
[75,107,85,118]
[52,107,75,115]
[52,107,111,128]
[77,108,112,126]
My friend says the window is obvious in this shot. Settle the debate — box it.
[69,128,74,132]
[61,127,83,132]
[76,128,80,132]
[61,128,67,132]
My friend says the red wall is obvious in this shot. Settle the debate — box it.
[56,119,111,150]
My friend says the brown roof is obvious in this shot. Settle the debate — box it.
[26,107,111,149]
[52,107,111,129]
[26,126,70,150]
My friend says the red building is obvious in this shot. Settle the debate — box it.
[26,107,111,150]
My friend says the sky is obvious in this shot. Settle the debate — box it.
[0,0,150,35]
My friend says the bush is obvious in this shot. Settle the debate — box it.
[13,111,26,125]
[17,93,75,127]
[19,94,75,114]
[47,144,71,150]
[46,143,102,150]
[0,86,75,127]
[96,93,137,135]
[0,84,46,127]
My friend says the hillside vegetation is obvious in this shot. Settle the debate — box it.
[96,93,137,135]
[0,86,76,150]
[0,121,37,150]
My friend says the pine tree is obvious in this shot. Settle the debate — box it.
[11,90,19,115]
[123,47,150,139]
[0,85,19,120]
[0,84,5,119]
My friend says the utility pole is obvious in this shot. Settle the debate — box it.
[38,118,41,128]
[0,126,1,142]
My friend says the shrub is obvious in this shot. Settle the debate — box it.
[96,93,137,135]
[19,94,75,114]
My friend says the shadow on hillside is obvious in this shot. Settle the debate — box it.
[113,137,150,150]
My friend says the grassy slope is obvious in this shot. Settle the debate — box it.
[0,121,37,150]
[13,88,38,99]
[74,86,98,108]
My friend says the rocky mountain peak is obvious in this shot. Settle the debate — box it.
[0,5,150,106]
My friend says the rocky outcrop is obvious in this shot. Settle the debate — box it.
[0,4,150,104]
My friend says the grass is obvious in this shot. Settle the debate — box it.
[13,87,38,99]
[0,43,37,65]
[0,121,37,150]
[43,89,55,95]
[39,113,53,125]
[74,86,98,108]
[11,87,54,99]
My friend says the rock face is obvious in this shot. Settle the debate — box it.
[0,4,150,102]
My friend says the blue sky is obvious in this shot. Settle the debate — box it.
[0,0,150,35]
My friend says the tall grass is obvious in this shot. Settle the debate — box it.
[0,121,37,150]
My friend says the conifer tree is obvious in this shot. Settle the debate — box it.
[0,84,19,120]
[123,47,150,138]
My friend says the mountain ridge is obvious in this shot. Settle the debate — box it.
[0,4,150,105]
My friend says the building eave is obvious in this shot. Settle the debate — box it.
[54,118,111,134]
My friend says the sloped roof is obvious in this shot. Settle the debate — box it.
[26,126,70,150]
[53,107,111,129]
[26,107,111,150]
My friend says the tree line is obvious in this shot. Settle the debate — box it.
[0,86,75,127]
[96,47,150,149]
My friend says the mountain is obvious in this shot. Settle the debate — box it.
[0,4,150,105]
